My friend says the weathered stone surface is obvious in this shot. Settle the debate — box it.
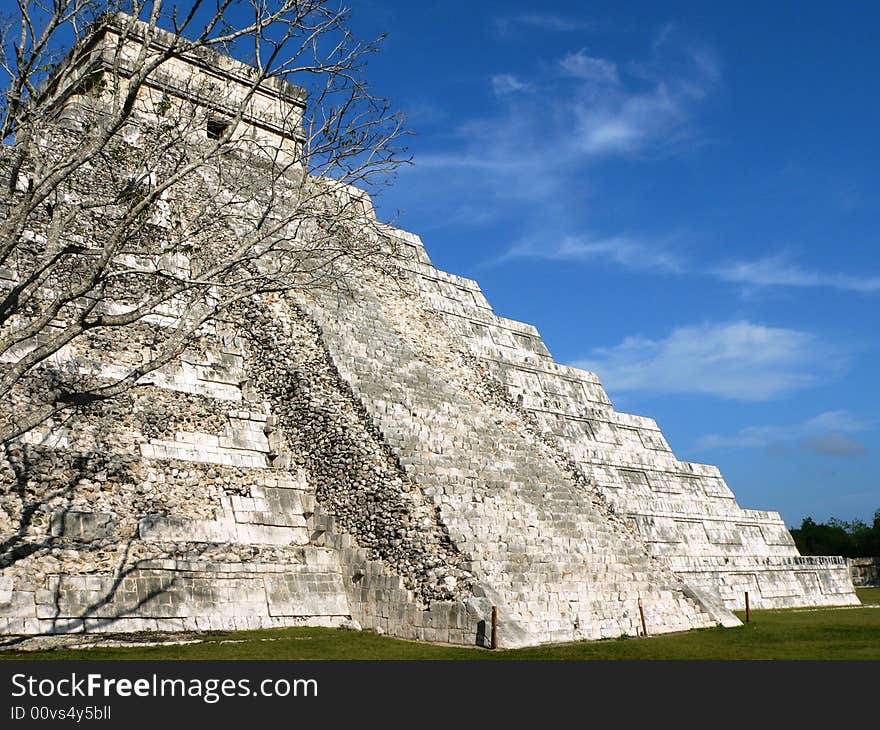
[0,19,858,647]
[849,557,880,587]
[50,511,116,541]
[391,238,858,611]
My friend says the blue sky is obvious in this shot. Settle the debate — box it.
[342,1,879,527]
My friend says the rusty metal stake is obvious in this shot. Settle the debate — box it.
[638,598,648,637]
[491,605,498,649]
[745,591,750,623]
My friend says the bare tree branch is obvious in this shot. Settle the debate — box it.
[0,1,411,445]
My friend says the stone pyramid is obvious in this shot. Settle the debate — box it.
[0,17,857,648]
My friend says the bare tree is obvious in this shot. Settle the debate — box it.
[0,0,409,446]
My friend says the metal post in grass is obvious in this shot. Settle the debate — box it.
[638,598,648,637]
[491,606,498,649]
[745,592,750,623]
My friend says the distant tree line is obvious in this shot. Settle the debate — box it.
[790,510,880,557]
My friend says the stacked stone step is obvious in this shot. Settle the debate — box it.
[387,232,858,610]
[665,554,856,609]
[0,315,361,635]
[303,276,730,647]
[458,327,857,606]
[0,540,351,635]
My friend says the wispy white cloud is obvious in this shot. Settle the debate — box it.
[714,254,880,293]
[652,22,677,51]
[503,234,683,272]
[803,410,870,432]
[696,409,870,456]
[570,83,687,155]
[403,24,719,218]
[559,50,619,84]
[498,236,880,296]
[493,13,593,35]
[490,74,534,97]
[413,156,517,172]
[644,23,721,92]
[802,432,867,457]
[555,28,719,158]
[573,321,847,401]
[467,27,876,295]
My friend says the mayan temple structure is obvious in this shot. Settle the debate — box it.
[0,16,857,648]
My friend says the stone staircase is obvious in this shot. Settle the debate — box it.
[303,276,736,646]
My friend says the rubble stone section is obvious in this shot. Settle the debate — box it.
[235,298,476,608]
[390,230,858,610]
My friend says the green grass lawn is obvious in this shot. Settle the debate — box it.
[1,587,877,660]
[857,586,880,604]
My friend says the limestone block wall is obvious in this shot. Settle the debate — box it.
[1,301,493,644]
[60,15,306,168]
[387,228,858,610]
[1,399,356,635]
[1,553,349,636]
[0,365,355,634]
[849,558,880,587]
